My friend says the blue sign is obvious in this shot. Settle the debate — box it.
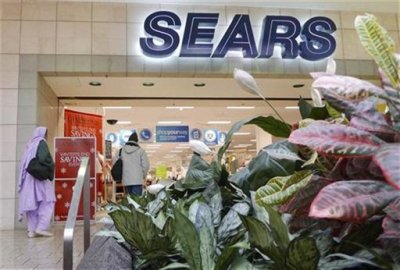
[156,126,189,143]
[190,128,202,140]
[140,12,336,61]
[140,128,152,141]
[218,132,227,145]
[106,132,118,144]
[204,129,218,145]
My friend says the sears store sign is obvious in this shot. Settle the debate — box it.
[140,11,336,61]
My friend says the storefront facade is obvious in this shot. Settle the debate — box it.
[0,0,399,229]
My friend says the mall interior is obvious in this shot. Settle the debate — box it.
[0,0,399,269]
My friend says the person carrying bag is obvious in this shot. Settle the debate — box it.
[18,127,55,238]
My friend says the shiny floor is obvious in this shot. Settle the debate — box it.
[0,224,101,270]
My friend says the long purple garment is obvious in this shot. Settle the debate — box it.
[18,127,55,221]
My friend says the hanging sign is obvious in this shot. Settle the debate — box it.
[204,129,219,145]
[156,125,189,143]
[140,11,336,60]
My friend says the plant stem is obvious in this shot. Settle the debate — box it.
[260,96,291,132]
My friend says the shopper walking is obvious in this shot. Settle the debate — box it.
[18,127,55,238]
[118,132,150,195]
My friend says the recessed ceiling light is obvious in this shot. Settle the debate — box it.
[292,84,305,88]
[248,149,257,152]
[103,106,132,110]
[176,146,190,149]
[250,139,257,142]
[116,121,131,125]
[194,83,205,87]
[89,81,101,86]
[171,150,183,153]
[207,121,231,125]
[226,106,255,110]
[143,82,154,87]
[158,121,182,125]
[233,132,251,136]
[285,106,299,110]
[146,144,162,148]
[146,150,157,153]
[166,106,194,110]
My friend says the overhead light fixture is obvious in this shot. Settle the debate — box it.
[226,106,255,110]
[89,81,101,86]
[116,121,131,125]
[233,145,246,148]
[176,146,190,149]
[250,139,257,142]
[143,82,154,87]
[103,106,132,110]
[146,150,157,153]
[233,132,251,136]
[106,119,118,125]
[146,144,162,148]
[207,121,231,125]
[194,83,205,87]
[158,121,182,125]
[248,149,257,152]
[285,106,299,110]
[166,106,194,111]
[237,144,253,147]
[293,84,305,88]
[171,150,183,153]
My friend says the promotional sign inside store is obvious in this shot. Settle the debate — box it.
[54,137,96,221]
[64,109,103,153]
[140,11,336,60]
[156,125,190,143]
[204,129,219,145]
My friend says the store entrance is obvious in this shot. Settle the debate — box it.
[42,74,306,214]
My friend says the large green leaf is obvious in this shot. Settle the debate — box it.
[215,241,250,270]
[255,171,313,206]
[309,180,398,222]
[173,208,202,270]
[229,140,301,193]
[373,144,400,190]
[298,97,329,120]
[285,237,320,270]
[108,206,176,268]
[355,14,399,88]
[188,201,215,270]
[217,116,291,164]
[182,154,215,190]
[289,122,385,157]
[241,216,284,266]
[217,202,250,248]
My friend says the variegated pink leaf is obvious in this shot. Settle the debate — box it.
[384,197,400,221]
[350,99,396,138]
[309,180,398,222]
[312,75,386,100]
[381,216,400,239]
[281,176,332,216]
[373,144,400,190]
[289,123,385,157]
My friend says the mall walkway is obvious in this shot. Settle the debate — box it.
[0,224,101,270]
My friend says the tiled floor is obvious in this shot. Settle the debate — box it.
[0,224,101,270]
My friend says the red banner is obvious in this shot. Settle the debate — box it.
[64,109,103,153]
[54,137,96,221]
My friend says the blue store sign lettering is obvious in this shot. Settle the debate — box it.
[140,11,336,61]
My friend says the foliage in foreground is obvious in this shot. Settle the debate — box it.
[102,13,400,270]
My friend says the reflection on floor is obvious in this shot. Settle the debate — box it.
[0,224,102,270]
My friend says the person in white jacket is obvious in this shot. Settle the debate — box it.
[120,132,150,195]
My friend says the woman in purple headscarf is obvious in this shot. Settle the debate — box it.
[18,127,55,238]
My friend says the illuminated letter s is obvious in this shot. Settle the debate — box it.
[140,11,181,57]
